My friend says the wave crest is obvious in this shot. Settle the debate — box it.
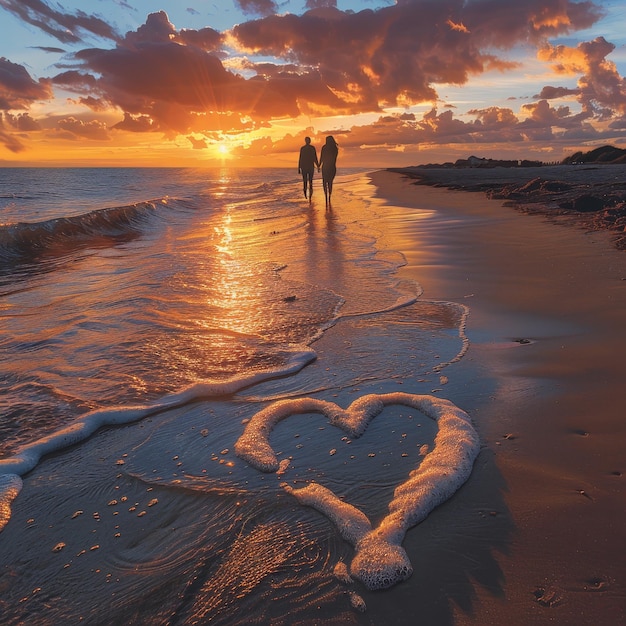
[0,199,164,264]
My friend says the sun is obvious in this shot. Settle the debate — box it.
[214,141,235,162]
[211,141,233,163]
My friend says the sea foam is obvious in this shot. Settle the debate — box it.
[235,392,480,590]
[0,346,315,532]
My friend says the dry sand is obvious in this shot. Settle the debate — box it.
[368,168,626,625]
[392,163,626,249]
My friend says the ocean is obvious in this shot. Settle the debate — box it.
[0,167,476,624]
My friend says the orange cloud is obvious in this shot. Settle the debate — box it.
[539,37,626,116]
[234,93,623,162]
[231,0,602,112]
[187,135,208,149]
[1,0,623,163]
[446,19,469,34]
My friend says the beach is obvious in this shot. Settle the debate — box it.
[370,167,626,624]
[390,163,626,249]
[0,166,624,624]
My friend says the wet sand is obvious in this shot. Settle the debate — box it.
[1,168,624,624]
[369,168,626,624]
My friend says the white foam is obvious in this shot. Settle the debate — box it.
[330,280,467,375]
[282,482,372,546]
[431,301,470,372]
[235,392,480,590]
[0,346,315,532]
[336,290,420,321]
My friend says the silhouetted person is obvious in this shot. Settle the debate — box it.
[318,135,338,207]
[298,136,319,200]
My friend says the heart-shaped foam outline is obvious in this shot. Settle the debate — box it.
[235,392,480,590]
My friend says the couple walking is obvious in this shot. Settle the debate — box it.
[298,136,338,205]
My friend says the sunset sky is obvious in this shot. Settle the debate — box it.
[1,0,625,167]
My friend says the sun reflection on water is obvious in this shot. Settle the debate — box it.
[211,168,233,198]
[204,208,270,339]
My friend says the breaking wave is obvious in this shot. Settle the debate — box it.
[0,199,167,265]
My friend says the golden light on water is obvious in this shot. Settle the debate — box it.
[208,209,268,338]
[210,168,233,199]
[214,212,232,255]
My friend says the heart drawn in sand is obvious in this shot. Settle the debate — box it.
[234,392,480,591]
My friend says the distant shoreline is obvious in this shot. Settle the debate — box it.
[389,163,626,249]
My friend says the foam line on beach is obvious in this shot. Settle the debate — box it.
[0,346,316,532]
[234,392,480,590]
[431,300,470,372]
[335,291,469,374]
[318,268,468,375]
[335,288,421,322]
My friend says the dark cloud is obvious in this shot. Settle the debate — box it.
[535,85,579,100]
[521,100,575,126]
[0,0,120,44]
[177,27,224,51]
[0,57,53,109]
[231,0,603,111]
[1,0,624,161]
[5,111,41,130]
[123,10,222,50]
[53,12,348,134]
[111,112,157,132]
[52,70,98,90]
[461,0,602,47]
[123,10,179,45]
[467,106,519,129]
[305,0,337,8]
[31,46,66,54]
[57,116,110,140]
[235,0,278,17]
[65,37,249,133]
[0,114,27,152]
[75,96,110,111]
[608,116,626,130]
